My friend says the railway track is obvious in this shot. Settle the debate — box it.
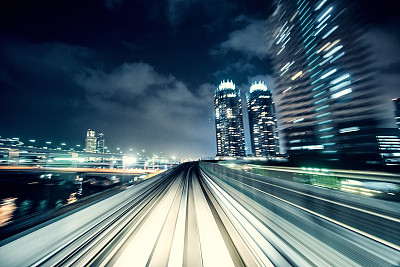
[0,162,399,266]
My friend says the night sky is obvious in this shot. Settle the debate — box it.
[1,0,399,158]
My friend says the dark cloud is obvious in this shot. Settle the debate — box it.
[75,62,216,158]
[212,19,270,59]
[0,40,92,143]
[104,0,124,10]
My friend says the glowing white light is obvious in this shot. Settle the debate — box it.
[318,7,332,22]
[322,25,338,39]
[314,23,327,36]
[281,62,290,71]
[218,80,235,91]
[124,156,137,164]
[294,118,304,123]
[319,56,332,66]
[277,46,285,55]
[283,86,292,93]
[339,126,360,133]
[303,145,324,150]
[276,33,286,44]
[316,15,330,28]
[249,81,268,93]
[315,0,327,11]
[330,52,345,63]
[332,88,352,98]
[321,69,337,79]
[330,80,351,92]
[324,45,343,58]
[331,74,350,84]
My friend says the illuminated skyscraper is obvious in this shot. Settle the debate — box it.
[85,129,97,153]
[214,80,245,157]
[97,133,105,153]
[268,0,382,164]
[247,81,280,157]
[393,98,400,130]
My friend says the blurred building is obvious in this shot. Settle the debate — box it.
[268,0,383,166]
[85,129,97,153]
[214,80,246,157]
[376,129,400,166]
[97,133,105,153]
[393,98,400,130]
[247,81,280,157]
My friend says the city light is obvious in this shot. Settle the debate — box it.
[0,1,400,265]
[124,156,137,164]
[321,68,337,79]
[331,88,352,98]
[291,71,303,80]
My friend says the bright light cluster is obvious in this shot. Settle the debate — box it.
[249,81,268,93]
[218,80,235,91]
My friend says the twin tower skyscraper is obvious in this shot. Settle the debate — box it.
[214,80,280,158]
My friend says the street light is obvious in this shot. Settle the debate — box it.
[46,141,51,144]
[29,140,35,143]
[61,143,66,146]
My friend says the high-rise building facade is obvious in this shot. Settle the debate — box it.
[214,80,246,157]
[85,129,97,153]
[268,0,382,164]
[97,133,105,153]
[393,98,400,130]
[247,81,280,157]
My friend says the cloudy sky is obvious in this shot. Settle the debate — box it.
[1,0,399,158]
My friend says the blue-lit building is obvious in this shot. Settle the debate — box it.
[214,80,246,157]
[268,0,383,165]
[247,81,280,157]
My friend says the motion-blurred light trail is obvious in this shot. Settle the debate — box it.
[0,162,399,266]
